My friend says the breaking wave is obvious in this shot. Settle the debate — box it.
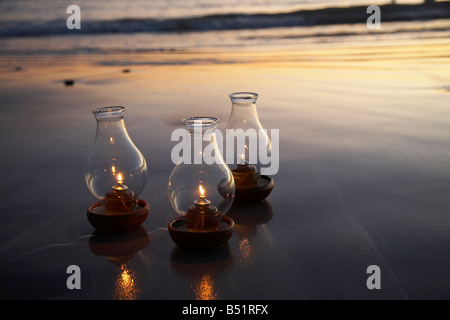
[1,3,449,37]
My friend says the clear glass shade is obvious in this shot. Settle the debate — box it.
[168,117,235,217]
[223,92,271,173]
[85,106,147,202]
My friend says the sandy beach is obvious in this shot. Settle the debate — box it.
[1,35,450,299]
[1,0,450,301]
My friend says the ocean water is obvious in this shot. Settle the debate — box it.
[0,0,449,61]
[0,0,397,21]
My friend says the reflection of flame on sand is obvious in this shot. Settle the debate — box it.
[88,227,150,300]
[238,236,254,257]
[228,200,273,265]
[238,236,253,264]
[170,246,233,300]
[114,264,140,300]
[191,273,217,300]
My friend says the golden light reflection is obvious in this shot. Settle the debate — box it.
[192,273,217,300]
[239,236,253,263]
[114,264,140,300]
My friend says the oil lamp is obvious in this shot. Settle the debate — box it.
[85,106,149,232]
[223,92,274,201]
[168,117,235,248]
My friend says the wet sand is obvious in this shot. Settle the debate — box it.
[1,37,450,299]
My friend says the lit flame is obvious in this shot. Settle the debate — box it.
[117,173,123,185]
[199,185,205,199]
